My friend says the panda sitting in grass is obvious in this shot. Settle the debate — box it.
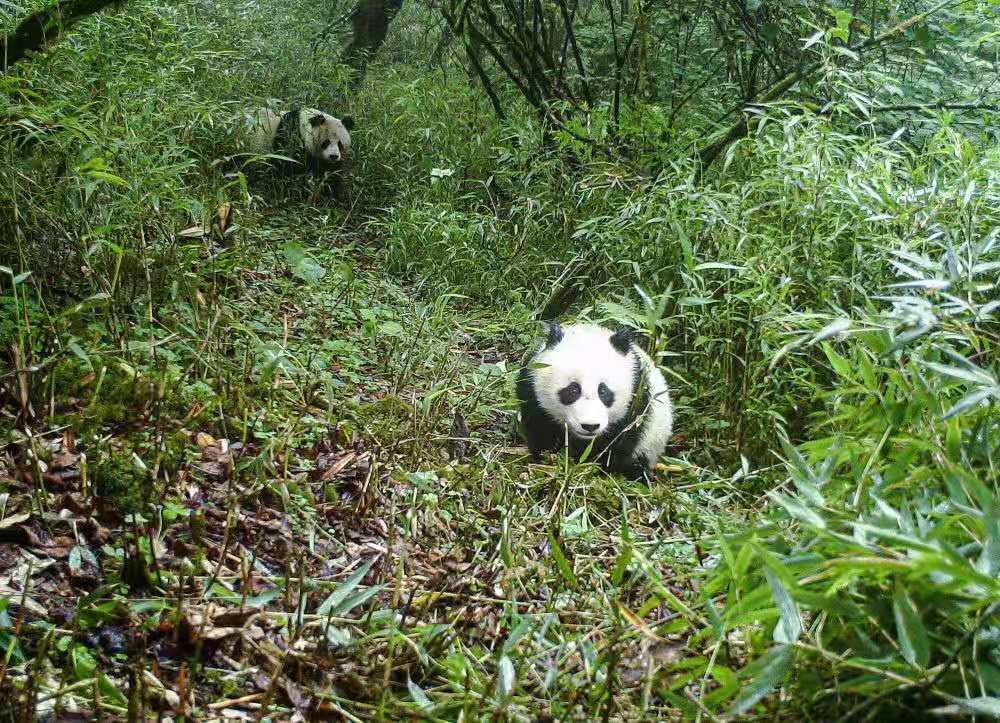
[236,104,354,200]
[516,322,673,483]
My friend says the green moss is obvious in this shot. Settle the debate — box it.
[93,455,147,514]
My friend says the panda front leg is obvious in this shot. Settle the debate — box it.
[609,454,653,484]
[331,161,354,206]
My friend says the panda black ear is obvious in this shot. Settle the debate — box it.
[609,327,634,355]
[542,321,564,348]
[309,113,326,127]
[341,115,355,130]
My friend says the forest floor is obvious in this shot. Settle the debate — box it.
[1,202,738,721]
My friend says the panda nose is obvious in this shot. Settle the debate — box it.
[581,423,600,434]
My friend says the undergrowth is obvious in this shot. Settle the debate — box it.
[0,0,998,719]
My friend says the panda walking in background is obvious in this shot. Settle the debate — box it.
[237,105,354,199]
[516,322,673,483]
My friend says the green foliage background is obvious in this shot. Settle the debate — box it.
[0,0,998,717]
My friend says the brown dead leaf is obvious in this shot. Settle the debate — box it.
[57,493,92,516]
[197,461,228,480]
[200,626,242,641]
[0,513,40,546]
[50,450,80,470]
[0,512,30,529]
[215,203,234,234]
[196,432,216,449]
[319,451,357,481]
[284,678,311,712]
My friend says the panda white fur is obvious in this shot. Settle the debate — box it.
[516,322,673,482]
[242,106,354,175]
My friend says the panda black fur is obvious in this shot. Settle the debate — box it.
[240,106,354,179]
[516,322,673,482]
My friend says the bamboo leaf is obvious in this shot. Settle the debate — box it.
[893,583,930,669]
[730,645,793,715]
[765,569,802,643]
[316,557,378,616]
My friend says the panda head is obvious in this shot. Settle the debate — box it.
[301,110,354,164]
[531,323,638,440]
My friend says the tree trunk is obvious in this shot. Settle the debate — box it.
[2,0,119,72]
[342,0,405,83]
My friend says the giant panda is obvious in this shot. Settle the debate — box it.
[238,105,354,194]
[516,322,673,482]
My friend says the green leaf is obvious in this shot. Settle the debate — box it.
[316,557,378,616]
[283,243,326,284]
[693,262,744,272]
[497,654,516,698]
[765,569,802,643]
[821,342,854,381]
[767,491,826,528]
[502,618,534,654]
[931,697,1000,717]
[407,677,433,710]
[612,513,632,586]
[67,341,93,370]
[98,672,128,707]
[730,645,793,715]
[893,583,929,668]
[944,388,995,420]
[548,529,577,588]
[922,360,996,386]
[500,515,514,568]
[323,585,383,617]
[72,645,97,679]
[245,586,282,608]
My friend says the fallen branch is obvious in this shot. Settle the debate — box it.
[694,0,957,175]
[1,0,119,72]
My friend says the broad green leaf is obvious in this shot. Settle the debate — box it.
[944,388,995,420]
[612,513,632,586]
[821,342,854,381]
[922,360,995,387]
[245,587,282,608]
[502,618,533,654]
[67,341,92,369]
[72,645,97,679]
[693,262,744,272]
[284,243,326,284]
[324,585,384,616]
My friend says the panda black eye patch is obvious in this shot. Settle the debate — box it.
[558,382,581,405]
[320,140,331,150]
[598,383,615,407]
